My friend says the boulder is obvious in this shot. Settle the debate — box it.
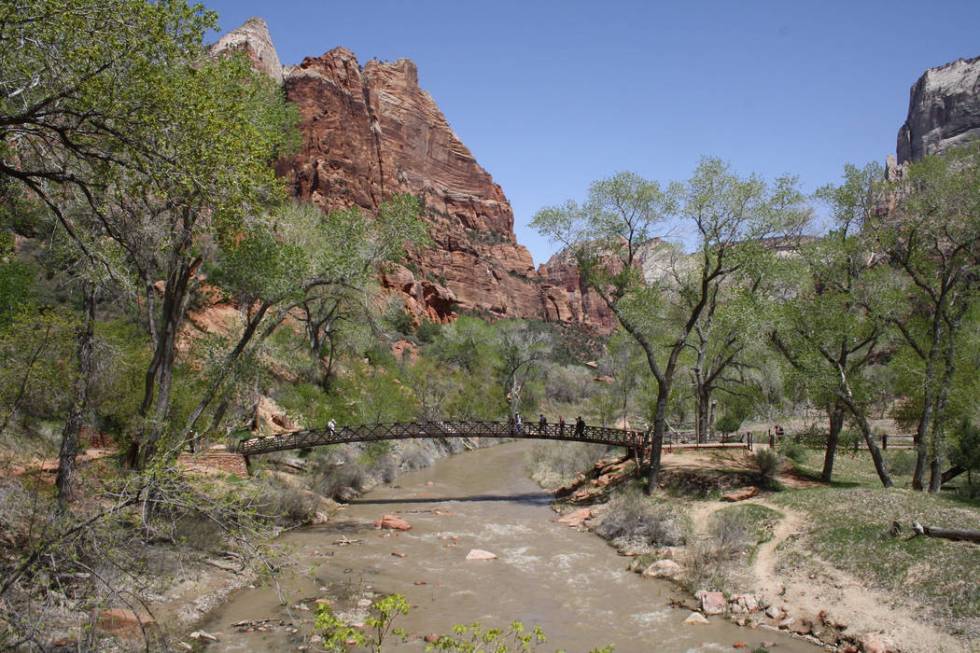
[696,590,726,615]
[860,633,895,653]
[641,559,683,579]
[557,508,592,527]
[374,515,412,531]
[683,612,709,625]
[729,594,759,614]
[721,486,760,502]
[465,549,497,561]
[94,609,155,639]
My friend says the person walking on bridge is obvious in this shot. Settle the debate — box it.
[575,416,585,437]
[328,418,336,436]
[514,412,523,435]
[538,414,547,434]
[558,416,565,435]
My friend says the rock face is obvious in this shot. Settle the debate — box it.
[538,248,618,331]
[209,17,284,83]
[897,55,980,164]
[280,47,560,323]
[213,19,617,330]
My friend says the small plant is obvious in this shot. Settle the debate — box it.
[366,594,410,653]
[314,604,366,652]
[754,448,781,488]
[315,593,409,653]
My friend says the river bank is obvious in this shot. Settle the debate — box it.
[546,445,976,653]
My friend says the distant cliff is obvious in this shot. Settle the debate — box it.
[897,55,980,164]
[212,18,613,330]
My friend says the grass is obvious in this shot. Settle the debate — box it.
[772,486,980,636]
[711,503,782,549]
[790,446,919,488]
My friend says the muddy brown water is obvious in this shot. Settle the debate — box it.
[204,442,818,652]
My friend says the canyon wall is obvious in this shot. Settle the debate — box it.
[896,55,980,164]
[213,18,610,330]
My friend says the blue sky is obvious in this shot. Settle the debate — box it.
[205,1,980,265]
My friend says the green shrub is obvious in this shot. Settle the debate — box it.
[415,319,441,343]
[594,489,684,547]
[754,449,781,488]
[715,413,742,435]
[886,449,916,476]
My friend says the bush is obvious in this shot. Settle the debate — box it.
[886,449,916,476]
[715,414,742,435]
[779,439,807,463]
[754,449,781,488]
[252,478,319,527]
[594,489,685,548]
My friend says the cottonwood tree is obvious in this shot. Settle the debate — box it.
[296,195,428,390]
[533,161,807,492]
[496,321,551,418]
[2,1,296,469]
[874,145,980,492]
[769,163,893,486]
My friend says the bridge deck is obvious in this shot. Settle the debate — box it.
[233,420,755,457]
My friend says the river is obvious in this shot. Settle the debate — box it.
[204,441,817,652]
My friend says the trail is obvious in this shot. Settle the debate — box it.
[698,497,970,653]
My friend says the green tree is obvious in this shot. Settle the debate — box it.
[873,145,980,491]
[533,161,807,493]
[770,162,893,486]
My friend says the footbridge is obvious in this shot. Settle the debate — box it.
[233,420,756,457]
[234,420,647,456]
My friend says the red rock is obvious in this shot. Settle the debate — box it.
[94,608,155,639]
[733,643,749,649]
[557,508,592,527]
[859,633,895,653]
[722,487,759,502]
[424,634,440,643]
[697,591,726,615]
[374,515,412,531]
[391,551,407,558]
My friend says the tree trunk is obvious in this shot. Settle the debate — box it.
[645,388,670,494]
[696,388,710,444]
[913,319,943,490]
[821,403,845,483]
[56,284,96,508]
[928,327,958,493]
[183,301,271,445]
[843,398,893,488]
[131,256,199,468]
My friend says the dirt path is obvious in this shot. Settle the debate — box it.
[705,498,970,653]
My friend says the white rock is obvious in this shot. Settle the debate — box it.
[465,549,497,561]
[684,612,709,625]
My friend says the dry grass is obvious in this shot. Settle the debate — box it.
[684,503,782,593]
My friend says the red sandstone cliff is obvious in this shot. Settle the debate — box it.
[213,19,612,330]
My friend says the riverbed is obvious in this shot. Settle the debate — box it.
[204,441,817,652]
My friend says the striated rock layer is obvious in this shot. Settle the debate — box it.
[214,18,613,330]
[897,55,980,164]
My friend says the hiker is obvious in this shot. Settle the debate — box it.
[514,412,523,435]
[538,414,547,433]
[328,418,336,436]
[558,416,566,435]
[574,416,585,437]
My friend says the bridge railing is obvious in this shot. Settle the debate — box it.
[234,420,649,456]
